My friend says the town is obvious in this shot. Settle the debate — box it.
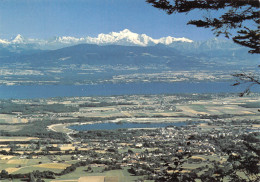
[0,62,243,86]
[0,93,259,181]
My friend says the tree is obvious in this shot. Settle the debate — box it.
[146,0,259,52]
[232,71,260,97]
[0,170,9,179]
[146,0,260,96]
[29,173,36,182]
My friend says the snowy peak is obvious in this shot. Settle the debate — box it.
[53,36,84,44]
[12,34,26,44]
[156,36,193,45]
[89,29,151,46]
[0,29,193,49]
[121,29,131,33]
[108,29,139,39]
[85,29,193,46]
[0,38,9,44]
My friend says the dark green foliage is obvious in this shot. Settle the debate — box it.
[9,120,67,140]
[0,100,78,114]
[0,170,9,179]
[79,101,134,107]
[146,0,259,53]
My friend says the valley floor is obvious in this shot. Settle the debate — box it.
[0,93,259,181]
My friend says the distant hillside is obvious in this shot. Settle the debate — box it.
[0,35,258,86]
[1,44,205,69]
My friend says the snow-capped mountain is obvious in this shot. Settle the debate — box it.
[0,34,29,44]
[85,29,193,46]
[11,34,26,44]
[0,29,249,59]
[0,29,193,49]
[0,38,9,44]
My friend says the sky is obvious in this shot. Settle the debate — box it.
[0,0,226,41]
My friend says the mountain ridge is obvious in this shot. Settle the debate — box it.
[0,29,193,49]
[0,29,254,61]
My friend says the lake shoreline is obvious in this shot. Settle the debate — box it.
[0,82,254,99]
[47,117,204,133]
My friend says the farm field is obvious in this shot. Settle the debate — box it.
[0,155,76,175]
[0,93,259,181]
[0,137,38,142]
[46,167,142,182]
[0,94,259,128]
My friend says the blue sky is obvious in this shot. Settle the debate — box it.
[0,0,223,40]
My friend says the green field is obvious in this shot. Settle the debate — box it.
[191,105,207,112]
[0,156,67,174]
[44,167,145,182]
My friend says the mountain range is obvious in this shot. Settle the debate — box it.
[0,29,255,60]
[0,29,192,50]
[0,29,258,68]
[0,29,258,86]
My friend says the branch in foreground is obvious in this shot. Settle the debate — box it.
[232,72,260,97]
[146,0,260,53]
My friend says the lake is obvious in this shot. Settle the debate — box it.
[69,122,189,131]
[0,82,255,99]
